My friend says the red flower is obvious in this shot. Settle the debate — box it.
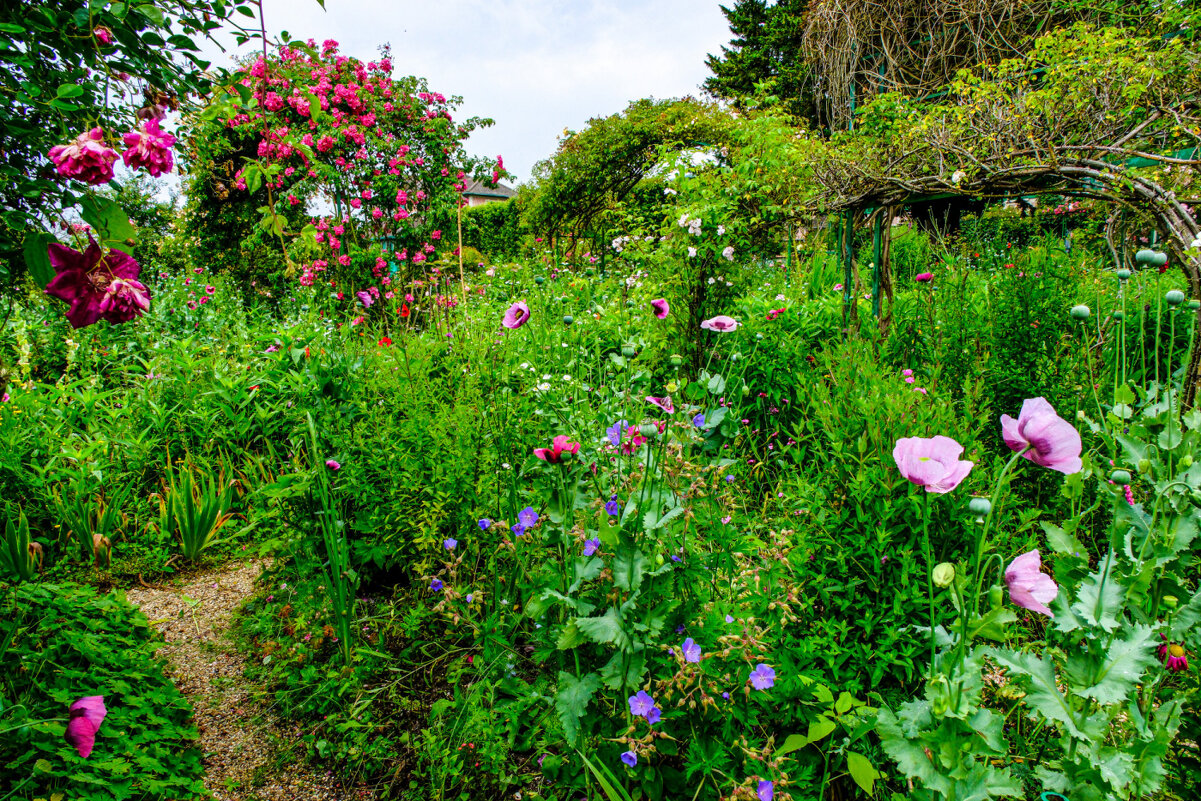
[48,128,118,185]
[400,303,411,317]
[378,336,392,346]
[45,241,150,329]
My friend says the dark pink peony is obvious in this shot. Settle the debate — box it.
[121,118,175,177]
[502,300,531,329]
[534,435,581,463]
[892,435,973,494]
[48,128,119,185]
[1000,397,1082,475]
[65,696,107,758]
[45,241,151,329]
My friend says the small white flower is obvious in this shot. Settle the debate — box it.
[951,170,966,184]
[707,277,716,284]
[663,187,676,195]
[688,247,698,258]
[722,245,735,261]
[717,225,726,236]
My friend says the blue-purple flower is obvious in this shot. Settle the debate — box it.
[583,538,600,556]
[430,578,443,591]
[749,663,776,690]
[758,779,774,801]
[693,412,705,428]
[682,638,701,663]
[605,495,621,515]
[478,518,492,530]
[511,523,526,537]
[621,750,637,767]
[628,690,663,725]
[606,419,627,448]
[443,538,457,551]
[518,507,539,528]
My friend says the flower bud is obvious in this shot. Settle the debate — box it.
[1164,595,1179,609]
[563,315,573,325]
[1166,290,1186,307]
[1110,469,1131,485]
[622,344,636,357]
[1181,454,1194,469]
[989,585,1003,609]
[1112,310,1124,321]
[1135,248,1158,265]
[655,553,664,566]
[534,276,545,285]
[968,497,992,517]
[669,354,683,367]
[741,385,751,397]
[932,562,955,588]
[1117,268,1131,281]
[1137,458,1151,474]
[1069,305,1090,320]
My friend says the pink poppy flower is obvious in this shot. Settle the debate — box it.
[65,696,107,758]
[1004,549,1057,617]
[325,459,341,470]
[45,241,150,329]
[700,315,738,332]
[533,435,581,463]
[48,128,119,185]
[646,396,675,414]
[121,118,175,177]
[916,272,934,282]
[502,300,530,329]
[1000,398,1082,474]
[651,298,669,319]
[892,436,973,494]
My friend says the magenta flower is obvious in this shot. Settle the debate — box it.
[1160,637,1189,672]
[94,26,113,45]
[502,300,530,329]
[65,696,107,758]
[356,290,374,308]
[749,663,776,690]
[646,396,675,414]
[892,436,974,494]
[1000,397,1082,474]
[651,298,669,319]
[534,435,581,463]
[48,128,118,185]
[700,315,739,332]
[45,241,150,329]
[682,638,701,663]
[916,272,934,282]
[1004,549,1058,617]
[325,459,341,470]
[121,118,176,177]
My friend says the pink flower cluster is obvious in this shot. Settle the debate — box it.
[48,128,119,185]
[121,118,176,177]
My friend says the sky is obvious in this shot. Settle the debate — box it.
[201,0,735,186]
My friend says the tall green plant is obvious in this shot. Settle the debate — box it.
[0,508,39,582]
[307,414,356,665]
[158,460,247,562]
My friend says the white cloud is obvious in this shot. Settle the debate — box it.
[201,0,732,184]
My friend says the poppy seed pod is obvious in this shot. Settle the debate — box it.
[1112,310,1124,321]
[1166,290,1186,307]
[1152,252,1168,267]
[968,497,992,516]
[534,276,544,285]
[1110,469,1131,485]
[622,344,636,357]
[669,354,683,366]
[638,423,658,438]
[562,315,573,325]
[1164,595,1179,609]
[1117,268,1131,281]
[1135,248,1158,265]
[1181,454,1194,469]
[1069,305,1090,320]
[1190,300,1201,311]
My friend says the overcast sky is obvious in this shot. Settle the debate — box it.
[201,0,733,186]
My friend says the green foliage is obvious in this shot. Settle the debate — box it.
[0,582,206,800]
[157,460,244,562]
[460,200,528,260]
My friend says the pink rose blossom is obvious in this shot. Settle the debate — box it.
[48,128,119,185]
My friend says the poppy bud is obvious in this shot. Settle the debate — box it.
[1117,268,1131,281]
[741,385,750,397]
[1135,248,1158,265]
[1137,458,1151,474]
[1110,469,1131,485]
[1069,305,1090,320]
[1164,595,1179,609]
[932,562,955,588]
[968,497,991,517]
[1166,290,1186,307]
[989,585,1003,609]
[622,344,636,357]
[563,315,573,325]
[1181,454,1194,469]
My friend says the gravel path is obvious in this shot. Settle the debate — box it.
[126,561,344,801]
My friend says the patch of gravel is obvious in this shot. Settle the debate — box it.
[126,561,347,801]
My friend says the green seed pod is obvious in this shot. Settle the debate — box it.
[1117,268,1132,281]
[665,381,678,394]
[1166,290,1186,307]
[534,276,544,285]
[1189,299,1201,311]
[1181,454,1194,469]
[932,563,956,588]
[1069,305,1090,320]
[669,354,683,367]
[989,585,1003,609]
[1110,469,1132,485]
[1152,252,1169,267]
[1112,310,1124,321]
[1135,248,1158,265]
[1164,595,1179,609]
[968,497,992,517]
[639,423,658,438]
[585,268,595,277]
[562,315,573,325]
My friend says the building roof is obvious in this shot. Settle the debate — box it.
[462,178,516,199]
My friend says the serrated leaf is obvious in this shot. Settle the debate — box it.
[598,649,645,691]
[1071,551,1123,632]
[1072,624,1156,705]
[989,648,1084,738]
[1041,521,1085,558]
[556,620,586,650]
[555,671,600,744]
[612,546,646,592]
[574,607,630,650]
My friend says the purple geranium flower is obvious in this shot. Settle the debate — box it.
[892,436,973,494]
[693,412,705,428]
[758,780,774,801]
[1000,397,1082,475]
[605,496,621,516]
[621,750,637,767]
[583,538,600,556]
[629,690,656,718]
[606,419,627,448]
[749,663,775,690]
[478,518,492,530]
[518,507,539,528]
[502,300,530,329]
[511,523,526,537]
[65,696,107,758]
[430,578,443,591]
[682,638,701,663]
[46,241,150,329]
[443,538,457,550]
[645,706,661,725]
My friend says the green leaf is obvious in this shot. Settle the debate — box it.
[56,83,84,98]
[598,650,645,691]
[1071,551,1123,633]
[989,648,1084,738]
[1041,521,1085,558]
[79,196,137,244]
[555,671,600,743]
[574,607,630,650]
[556,620,587,650]
[612,546,647,592]
[707,373,726,394]
[846,751,881,794]
[1067,624,1156,705]
[23,231,57,288]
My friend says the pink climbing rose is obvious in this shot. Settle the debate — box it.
[892,436,973,494]
[1005,549,1058,617]
[48,128,119,185]
[45,241,150,329]
[1000,397,1082,475]
[65,696,107,758]
[533,435,581,463]
[121,118,176,177]
[502,300,531,329]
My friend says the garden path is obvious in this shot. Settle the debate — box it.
[126,560,344,801]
